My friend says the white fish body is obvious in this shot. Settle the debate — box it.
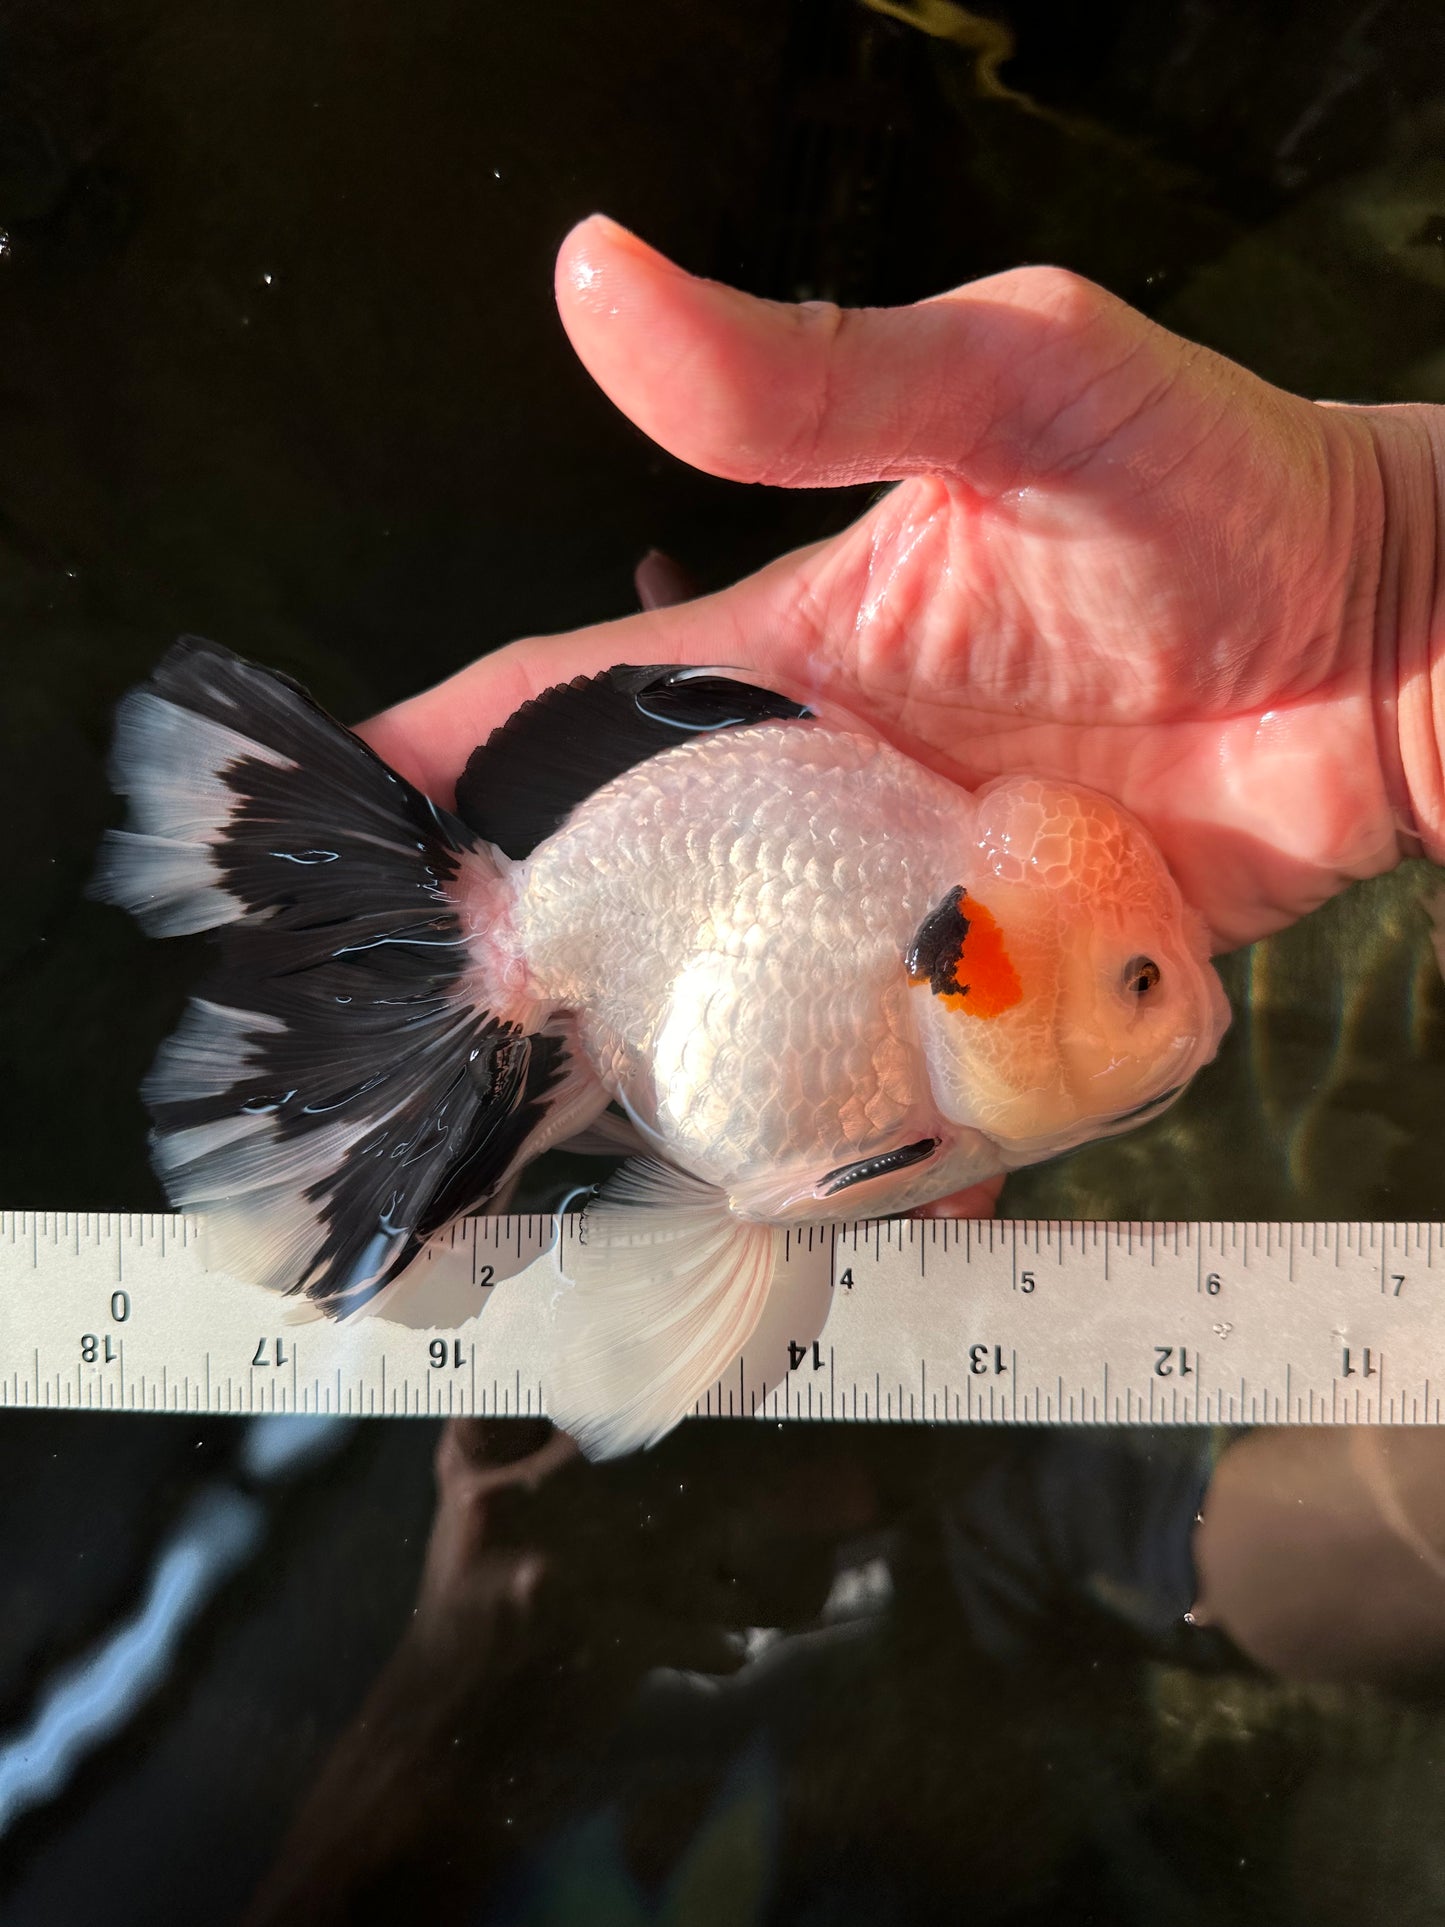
[496,720,1223,1208]
[94,645,1229,1457]
[496,722,982,1213]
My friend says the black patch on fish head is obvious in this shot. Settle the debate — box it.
[906,887,971,1001]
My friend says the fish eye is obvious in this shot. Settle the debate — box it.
[1122,955,1161,998]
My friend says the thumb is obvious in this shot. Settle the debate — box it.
[555,215,1187,495]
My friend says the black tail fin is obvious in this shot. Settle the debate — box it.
[92,638,592,1309]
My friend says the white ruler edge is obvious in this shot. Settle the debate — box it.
[2,1211,1442,1425]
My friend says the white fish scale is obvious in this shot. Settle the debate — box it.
[512,723,971,1186]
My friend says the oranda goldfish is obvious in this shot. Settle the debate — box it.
[95,641,1229,1456]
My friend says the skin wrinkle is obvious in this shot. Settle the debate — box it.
[1019,336,1168,485]
[1355,404,1445,859]
[992,531,1186,715]
[800,482,948,691]
[1338,415,1399,838]
[910,273,1121,490]
[869,306,1001,484]
[867,454,1340,747]
[854,490,954,661]
[1142,381,1273,533]
[893,361,984,478]
[778,551,849,702]
[1415,415,1445,857]
[794,499,977,742]
[771,299,849,488]
[1306,417,1373,701]
[958,310,1119,495]
[979,267,1119,384]
[913,508,1004,704]
[1136,398,1246,506]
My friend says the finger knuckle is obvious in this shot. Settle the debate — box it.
[1013,264,1115,328]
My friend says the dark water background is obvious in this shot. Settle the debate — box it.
[5,1,1445,1920]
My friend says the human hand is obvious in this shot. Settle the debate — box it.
[364,214,1445,954]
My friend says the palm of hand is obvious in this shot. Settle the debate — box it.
[368,220,1408,952]
[784,353,1391,949]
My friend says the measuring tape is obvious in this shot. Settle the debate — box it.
[3,1211,1443,1425]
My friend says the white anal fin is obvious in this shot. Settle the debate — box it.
[547,1158,777,1460]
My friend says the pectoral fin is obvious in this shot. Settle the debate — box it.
[816,1137,941,1198]
[729,1130,1003,1221]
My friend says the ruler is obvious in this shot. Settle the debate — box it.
[3,1211,1444,1425]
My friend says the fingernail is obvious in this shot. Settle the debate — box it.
[568,213,681,284]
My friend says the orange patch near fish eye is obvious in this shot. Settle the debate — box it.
[905,887,1023,1020]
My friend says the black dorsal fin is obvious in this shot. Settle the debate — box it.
[454,664,813,858]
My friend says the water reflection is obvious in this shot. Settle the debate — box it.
[0,1490,262,1837]
[224,1414,1445,1924]
[0,1414,353,1840]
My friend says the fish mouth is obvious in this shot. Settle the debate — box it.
[1110,1082,1186,1127]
